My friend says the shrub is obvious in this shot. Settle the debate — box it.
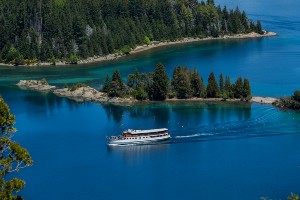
[39,78,48,85]
[121,45,131,54]
[70,83,87,91]
[293,90,300,102]
[69,54,79,64]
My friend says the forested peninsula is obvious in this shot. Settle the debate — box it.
[17,63,257,104]
[0,0,272,66]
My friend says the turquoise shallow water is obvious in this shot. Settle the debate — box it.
[1,0,300,199]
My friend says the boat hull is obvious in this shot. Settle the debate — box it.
[108,134,171,146]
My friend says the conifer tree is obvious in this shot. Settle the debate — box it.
[243,78,251,98]
[174,67,192,99]
[224,76,232,98]
[219,74,224,93]
[150,63,169,100]
[109,70,124,97]
[191,67,206,98]
[234,77,244,98]
[206,72,220,98]
[102,74,111,93]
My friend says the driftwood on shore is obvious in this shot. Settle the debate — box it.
[16,80,278,105]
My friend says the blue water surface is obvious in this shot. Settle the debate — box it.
[0,0,300,199]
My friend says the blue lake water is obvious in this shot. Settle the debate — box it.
[1,0,300,199]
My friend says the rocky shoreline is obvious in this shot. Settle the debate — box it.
[2,31,276,67]
[16,80,56,91]
[16,80,278,105]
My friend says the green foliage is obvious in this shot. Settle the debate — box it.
[150,63,169,100]
[14,55,25,66]
[120,45,131,55]
[69,54,79,64]
[224,76,233,98]
[5,47,19,63]
[102,64,251,101]
[206,72,220,98]
[243,78,251,98]
[102,75,111,93]
[293,90,300,102]
[0,97,32,199]
[70,83,87,91]
[219,74,224,93]
[0,0,261,63]
[50,56,57,65]
[108,70,125,97]
[64,83,69,88]
[39,78,48,85]
[143,36,151,46]
[135,87,148,100]
[256,20,264,34]
[234,77,244,98]
[191,67,206,98]
[288,193,300,200]
[276,90,300,110]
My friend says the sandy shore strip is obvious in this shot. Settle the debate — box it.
[0,31,276,67]
[251,96,277,104]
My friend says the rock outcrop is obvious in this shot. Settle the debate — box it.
[16,80,56,91]
[54,86,137,104]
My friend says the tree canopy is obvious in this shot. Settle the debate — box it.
[0,97,33,199]
[102,64,251,101]
[0,0,263,64]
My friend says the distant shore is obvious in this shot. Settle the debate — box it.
[0,31,276,67]
[16,80,278,105]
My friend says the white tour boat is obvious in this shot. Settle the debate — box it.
[107,128,170,146]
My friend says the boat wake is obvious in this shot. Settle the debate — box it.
[170,107,300,143]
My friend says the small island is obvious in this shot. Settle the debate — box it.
[16,63,278,105]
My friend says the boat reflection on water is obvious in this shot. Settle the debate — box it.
[106,141,170,158]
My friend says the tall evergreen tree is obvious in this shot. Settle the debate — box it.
[191,67,206,98]
[102,74,111,93]
[219,74,224,93]
[206,72,220,98]
[150,63,169,100]
[172,67,192,99]
[108,70,124,97]
[234,77,244,98]
[243,78,251,98]
[224,75,233,98]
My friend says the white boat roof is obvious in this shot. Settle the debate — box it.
[125,128,168,135]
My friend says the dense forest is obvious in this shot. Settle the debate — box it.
[102,64,252,101]
[0,0,263,65]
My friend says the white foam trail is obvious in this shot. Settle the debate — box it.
[175,133,213,138]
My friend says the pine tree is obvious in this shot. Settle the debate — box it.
[175,67,192,99]
[219,74,224,93]
[108,70,124,97]
[224,76,232,98]
[191,67,206,98]
[206,72,220,98]
[150,63,169,100]
[243,78,251,98]
[234,77,244,98]
[102,74,111,93]
[256,20,263,34]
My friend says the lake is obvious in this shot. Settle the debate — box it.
[1,0,300,199]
